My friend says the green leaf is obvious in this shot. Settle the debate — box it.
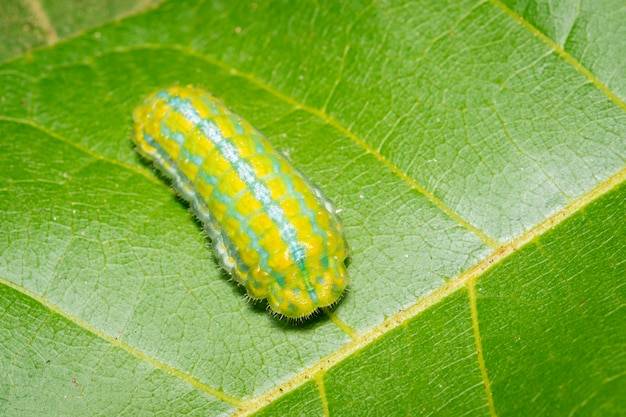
[0,0,161,63]
[1,0,625,415]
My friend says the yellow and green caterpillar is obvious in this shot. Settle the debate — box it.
[133,86,348,318]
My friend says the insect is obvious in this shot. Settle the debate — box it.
[133,86,349,318]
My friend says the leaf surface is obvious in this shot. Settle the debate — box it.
[1,0,625,415]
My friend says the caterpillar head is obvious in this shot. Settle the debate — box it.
[266,256,348,319]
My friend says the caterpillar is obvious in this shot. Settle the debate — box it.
[132,86,349,318]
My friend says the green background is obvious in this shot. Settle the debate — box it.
[1,0,625,415]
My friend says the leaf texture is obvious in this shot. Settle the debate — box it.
[1,0,625,415]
